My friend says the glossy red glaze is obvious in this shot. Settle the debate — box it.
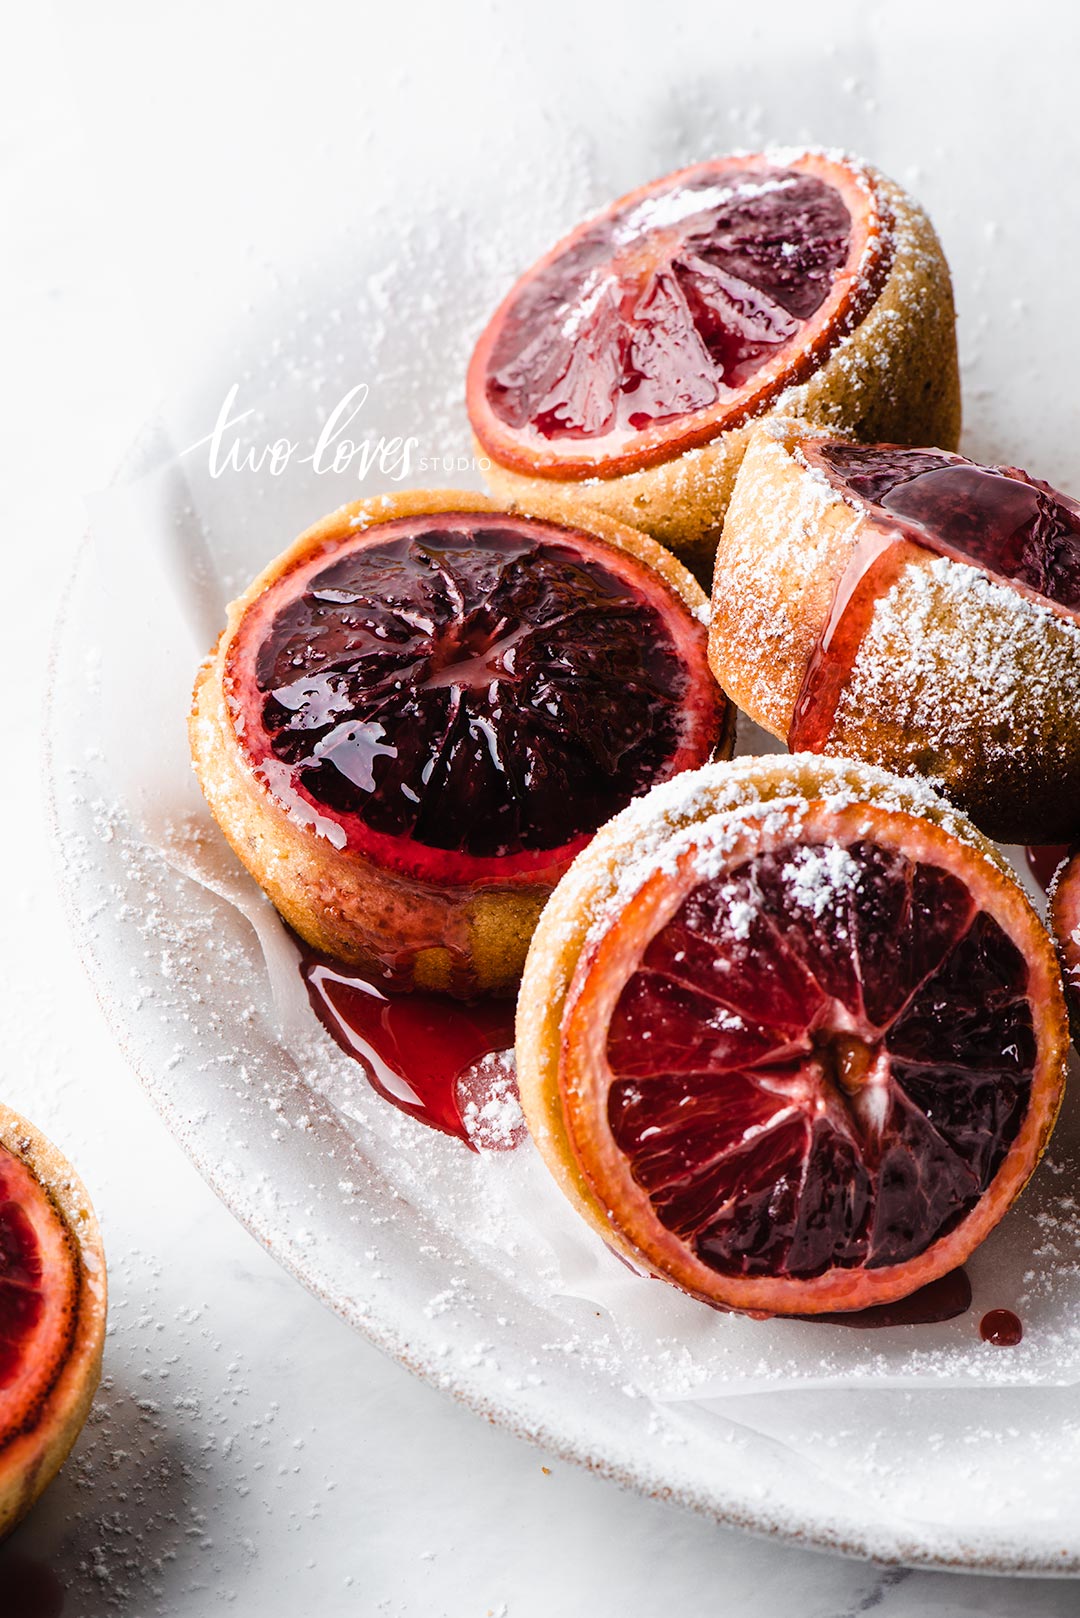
[300,948,519,1149]
[228,511,725,887]
[979,1307,1023,1347]
[468,153,892,480]
[606,839,1036,1281]
[486,173,850,444]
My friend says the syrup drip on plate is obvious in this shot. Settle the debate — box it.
[979,1307,1023,1346]
[798,1268,972,1328]
[298,954,994,1335]
[0,1555,65,1618]
[300,949,520,1150]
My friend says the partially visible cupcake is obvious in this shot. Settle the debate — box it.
[708,420,1080,844]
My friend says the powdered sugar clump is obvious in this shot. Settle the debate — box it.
[783,842,861,919]
[724,895,756,939]
[459,1054,526,1152]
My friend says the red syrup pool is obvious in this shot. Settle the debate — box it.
[299,948,521,1150]
[0,1555,65,1618]
[1026,845,1072,891]
[980,1307,1023,1346]
[798,1268,972,1329]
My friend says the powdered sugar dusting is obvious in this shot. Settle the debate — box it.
[618,173,800,241]
[836,556,1080,771]
[776,167,943,431]
[710,424,862,733]
[458,1053,526,1151]
[570,754,991,963]
[724,895,756,939]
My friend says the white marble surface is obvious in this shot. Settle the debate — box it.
[4,1,1080,1612]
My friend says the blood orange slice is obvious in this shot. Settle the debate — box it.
[517,756,1068,1315]
[469,152,891,482]
[0,1106,105,1539]
[1049,849,1080,1033]
[191,490,730,996]
[471,154,959,583]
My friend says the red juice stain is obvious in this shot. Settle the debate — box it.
[0,1554,65,1618]
[980,1307,1023,1347]
[299,949,518,1150]
[799,1268,972,1329]
[1026,844,1071,892]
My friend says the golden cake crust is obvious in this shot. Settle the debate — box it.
[709,422,1080,844]
[481,169,960,583]
[190,489,725,997]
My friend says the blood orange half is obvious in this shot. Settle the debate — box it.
[469,151,891,482]
[0,1106,105,1539]
[191,490,730,996]
[517,756,1068,1315]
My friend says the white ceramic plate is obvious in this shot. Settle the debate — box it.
[48,169,1080,1573]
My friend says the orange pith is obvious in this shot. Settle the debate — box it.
[558,802,1068,1315]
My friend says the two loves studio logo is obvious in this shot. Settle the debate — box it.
[184,382,490,483]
